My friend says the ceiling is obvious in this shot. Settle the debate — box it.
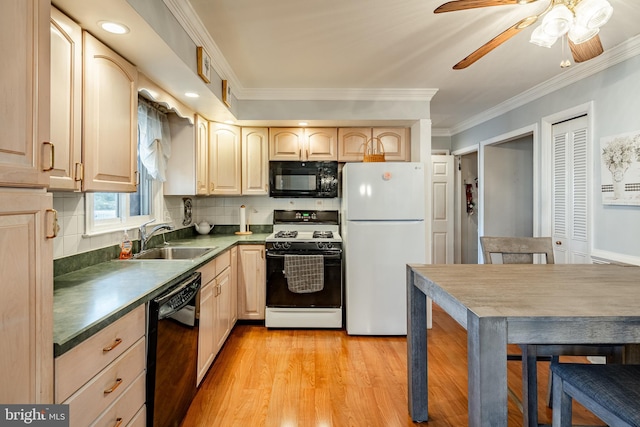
[52,0,640,134]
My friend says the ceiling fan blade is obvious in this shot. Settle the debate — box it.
[434,0,536,14]
[453,17,535,69]
[569,34,604,63]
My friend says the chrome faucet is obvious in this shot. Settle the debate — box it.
[139,219,174,252]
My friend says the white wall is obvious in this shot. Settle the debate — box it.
[52,192,340,259]
[451,53,640,264]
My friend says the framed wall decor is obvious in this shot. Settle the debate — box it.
[222,79,231,108]
[197,46,211,83]
[600,129,640,206]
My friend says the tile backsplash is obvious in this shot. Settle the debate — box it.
[52,192,340,260]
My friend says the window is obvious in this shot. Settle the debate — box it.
[86,98,171,235]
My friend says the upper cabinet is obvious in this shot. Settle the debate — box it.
[0,0,51,188]
[49,7,82,191]
[338,127,411,162]
[269,128,338,161]
[82,31,138,192]
[242,128,269,195]
[209,123,241,195]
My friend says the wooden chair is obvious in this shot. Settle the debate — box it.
[551,363,640,427]
[480,236,624,427]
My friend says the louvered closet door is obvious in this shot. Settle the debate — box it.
[552,115,591,263]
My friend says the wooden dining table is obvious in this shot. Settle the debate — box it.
[407,263,640,427]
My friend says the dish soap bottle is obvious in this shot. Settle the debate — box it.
[119,230,133,259]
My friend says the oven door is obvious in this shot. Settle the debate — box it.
[266,251,342,308]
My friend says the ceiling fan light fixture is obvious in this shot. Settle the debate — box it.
[568,24,599,44]
[541,4,574,38]
[530,25,558,48]
[574,0,613,29]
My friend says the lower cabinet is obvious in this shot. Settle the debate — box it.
[196,249,237,385]
[237,245,266,320]
[54,305,146,427]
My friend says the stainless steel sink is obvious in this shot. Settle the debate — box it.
[131,246,216,260]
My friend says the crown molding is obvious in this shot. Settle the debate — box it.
[163,0,242,92]
[431,128,452,138]
[450,34,640,136]
[236,88,438,101]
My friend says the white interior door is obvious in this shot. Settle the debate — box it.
[552,116,591,263]
[431,155,454,264]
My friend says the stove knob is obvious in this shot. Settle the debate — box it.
[283,242,291,250]
[311,213,317,219]
[273,242,281,250]
[317,242,325,249]
[326,243,333,249]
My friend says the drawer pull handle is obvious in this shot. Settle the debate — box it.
[104,378,123,394]
[103,338,123,352]
[114,418,123,427]
[43,141,55,171]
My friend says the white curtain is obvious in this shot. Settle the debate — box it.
[138,100,172,182]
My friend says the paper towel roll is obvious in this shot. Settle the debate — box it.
[239,205,246,232]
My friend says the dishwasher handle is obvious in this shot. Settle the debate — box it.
[155,272,201,320]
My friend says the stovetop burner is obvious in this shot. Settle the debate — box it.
[274,230,298,239]
[313,231,333,239]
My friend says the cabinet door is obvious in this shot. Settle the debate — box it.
[373,128,411,161]
[82,31,138,192]
[197,280,215,385]
[306,128,338,161]
[0,0,50,187]
[269,128,304,160]
[230,247,238,325]
[214,267,232,353]
[241,127,269,195]
[195,115,209,195]
[237,245,266,320]
[0,190,53,403]
[337,128,371,162]
[209,123,241,195]
[49,7,82,191]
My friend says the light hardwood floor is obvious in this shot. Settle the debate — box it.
[181,304,603,426]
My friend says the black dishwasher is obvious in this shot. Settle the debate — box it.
[146,271,201,427]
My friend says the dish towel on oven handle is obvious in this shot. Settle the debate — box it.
[284,254,324,293]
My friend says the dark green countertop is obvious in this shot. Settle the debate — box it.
[53,233,268,357]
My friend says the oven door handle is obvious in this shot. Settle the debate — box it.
[266,252,342,260]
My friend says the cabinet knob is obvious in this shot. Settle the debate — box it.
[556,241,562,245]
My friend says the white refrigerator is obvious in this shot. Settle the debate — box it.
[342,162,426,335]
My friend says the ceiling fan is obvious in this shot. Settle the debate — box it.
[434,0,613,69]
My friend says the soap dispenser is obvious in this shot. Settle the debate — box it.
[119,230,133,259]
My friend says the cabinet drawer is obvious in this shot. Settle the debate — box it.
[90,371,145,427]
[66,337,145,427]
[215,250,230,276]
[126,406,146,427]
[56,305,145,403]
[198,258,217,285]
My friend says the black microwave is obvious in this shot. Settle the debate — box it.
[269,161,338,198]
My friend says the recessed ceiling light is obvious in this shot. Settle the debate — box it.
[298,122,308,126]
[98,21,129,35]
[184,92,199,98]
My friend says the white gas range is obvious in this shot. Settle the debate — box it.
[264,210,343,328]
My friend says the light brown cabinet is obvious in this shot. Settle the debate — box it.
[338,127,411,162]
[82,31,138,192]
[196,115,209,195]
[54,305,146,426]
[269,128,338,161]
[49,7,82,191]
[237,245,266,320]
[241,127,269,195]
[197,250,236,385]
[0,0,51,188]
[0,0,54,406]
[0,189,54,404]
[209,123,241,195]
